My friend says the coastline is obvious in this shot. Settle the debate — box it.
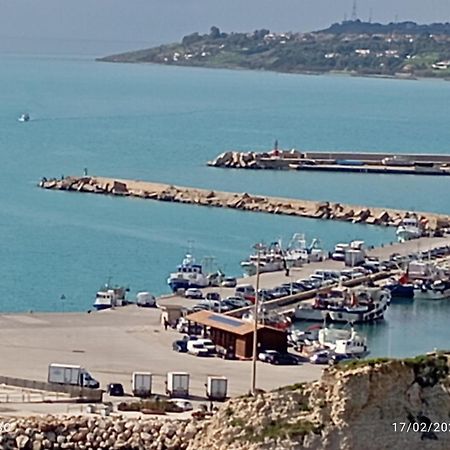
[97,58,450,83]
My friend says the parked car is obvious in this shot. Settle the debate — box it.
[107,383,124,396]
[168,399,193,411]
[224,297,252,309]
[270,353,300,366]
[196,338,216,354]
[221,277,237,288]
[258,350,279,363]
[310,351,330,365]
[186,341,210,357]
[196,299,221,311]
[235,284,255,301]
[206,292,221,301]
[172,340,188,353]
[185,288,203,299]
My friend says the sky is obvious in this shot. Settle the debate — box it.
[1,0,450,55]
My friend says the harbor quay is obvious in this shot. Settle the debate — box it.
[209,149,450,176]
[159,234,450,311]
[38,175,450,230]
[0,307,323,416]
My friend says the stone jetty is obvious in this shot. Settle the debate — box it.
[38,176,450,231]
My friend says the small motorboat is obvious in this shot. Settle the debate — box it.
[18,113,30,122]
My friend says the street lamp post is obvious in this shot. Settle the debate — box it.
[251,244,263,395]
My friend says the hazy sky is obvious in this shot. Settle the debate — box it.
[1,0,450,55]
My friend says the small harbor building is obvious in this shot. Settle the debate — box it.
[184,311,287,359]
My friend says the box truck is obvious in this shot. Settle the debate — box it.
[166,372,189,398]
[206,376,228,401]
[47,363,99,389]
[132,372,152,397]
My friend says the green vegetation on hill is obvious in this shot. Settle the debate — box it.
[99,21,450,78]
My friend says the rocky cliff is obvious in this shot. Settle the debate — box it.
[188,355,450,450]
[2,355,450,449]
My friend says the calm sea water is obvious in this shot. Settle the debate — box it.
[1,54,450,357]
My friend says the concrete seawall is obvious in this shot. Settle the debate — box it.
[38,175,450,230]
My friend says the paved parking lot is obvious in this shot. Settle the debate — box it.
[0,307,323,415]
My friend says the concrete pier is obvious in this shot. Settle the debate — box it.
[208,150,450,176]
[38,175,450,230]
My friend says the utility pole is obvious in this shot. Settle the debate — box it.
[251,244,263,395]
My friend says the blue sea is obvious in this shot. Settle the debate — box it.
[1,53,450,357]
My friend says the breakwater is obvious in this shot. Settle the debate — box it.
[38,176,450,230]
[208,150,450,176]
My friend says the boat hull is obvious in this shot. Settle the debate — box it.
[93,304,112,311]
[168,279,208,292]
[386,283,415,299]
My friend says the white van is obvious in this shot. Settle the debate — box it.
[235,284,255,300]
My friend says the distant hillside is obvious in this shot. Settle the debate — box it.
[322,19,450,35]
[99,21,450,79]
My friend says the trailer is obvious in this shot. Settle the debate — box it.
[206,376,228,401]
[132,372,152,397]
[166,372,189,398]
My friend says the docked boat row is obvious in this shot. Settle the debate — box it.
[294,286,391,323]
[385,255,450,301]
[240,233,326,276]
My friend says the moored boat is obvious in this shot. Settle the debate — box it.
[93,283,129,310]
[414,279,450,300]
[396,216,423,242]
[385,273,415,299]
[294,286,390,323]
[167,254,209,292]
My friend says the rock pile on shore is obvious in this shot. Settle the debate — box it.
[0,415,201,449]
[38,176,449,231]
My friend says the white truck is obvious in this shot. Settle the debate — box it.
[166,372,189,398]
[132,372,152,397]
[206,376,228,401]
[47,363,99,389]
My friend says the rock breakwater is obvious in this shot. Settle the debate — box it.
[38,176,450,231]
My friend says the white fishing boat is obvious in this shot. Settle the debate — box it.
[319,327,368,356]
[284,234,309,267]
[167,254,209,292]
[240,241,284,276]
[93,283,129,310]
[414,279,450,300]
[396,216,423,242]
[284,234,326,267]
